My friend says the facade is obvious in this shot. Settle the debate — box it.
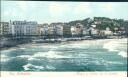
[104,30,113,36]
[63,24,71,37]
[9,20,37,36]
[24,21,37,35]
[48,24,55,36]
[71,26,76,36]
[98,27,113,37]
[75,23,83,36]
[113,27,119,35]
[37,24,42,35]
[9,21,25,36]
[71,23,83,37]
[90,27,99,35]
[37,23,63,36]
[104,27,113,36]
[99,30,113,36]
[37,23,49,36]
[83,27,90,36]
[0,22,9,36]
[119,27,126,35]
[54,23,63,36]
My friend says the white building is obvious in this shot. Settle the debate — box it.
[71,26,76,36]
[90,27,99,35]
[83,27,90,36]
[71,23,83,36]
[9,20,37,36]
[104,27,113,36]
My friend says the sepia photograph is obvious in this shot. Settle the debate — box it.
[0,0,127,77]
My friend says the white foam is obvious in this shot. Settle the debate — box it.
[23,63,56,71]
[103,39,127,58]
[118,51,127,58]
[32,50,70,58]
[28,57,35,61]
[17,55,31,58]
[17,55,41,61]
[1,48,17,52]
[23,63,44,71]
[19,47,26,49]
[28,57,41,61]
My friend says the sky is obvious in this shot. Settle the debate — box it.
[1,1,128,24]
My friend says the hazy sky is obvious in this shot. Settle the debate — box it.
[1,1,128,24]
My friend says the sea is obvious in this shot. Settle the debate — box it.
[0,38,127,71]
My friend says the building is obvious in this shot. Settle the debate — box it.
[71,23,83,37]
[24,21,37,35]
[75,23,83,36]
[119,27,126,35]
[63,24,71,37]
[0,22,9,36]
[83,27,90,36]
[9,21,26,36]
[113,27,119,35]
[37,24,43,35]
[37,23,49,36]
[71,26,76,36]
[9,20,37,36]
[54,23,63,36]
[98,27,113,38]
[48,24,55,36]
[104,27,113,36]
[89,26,99,37]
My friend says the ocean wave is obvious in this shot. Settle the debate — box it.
[1,48,17,52]
[17,55,43,61]
[28,57,42,61]
[16,50,72,60]
[19,47,26,50]
[32,50,71,58]
[17,55,31,58]
[103,39,127,58]
[23,63,44,71]
[23,63,56,71]
[118,51,127,58]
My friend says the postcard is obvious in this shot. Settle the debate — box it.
[0,0,127,77]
